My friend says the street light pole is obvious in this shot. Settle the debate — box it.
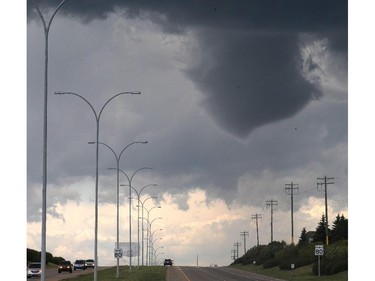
[142,216,162,266]
[54,91,140,281]
[91,141,147,278]
[130,185,157,267]
[28,1,67,280]
[117,167,152,271]
[139,197,159,265]
[149,237,162,266]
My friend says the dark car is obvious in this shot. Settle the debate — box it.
[164,259,173,266]
[27,262,42,278]
[85,259,95,268]
[73,260,87,270]
[58,261,72,273]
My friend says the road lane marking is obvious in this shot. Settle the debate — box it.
[177,266,191,281]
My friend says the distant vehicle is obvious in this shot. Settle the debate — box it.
[164,259,173,266]
[58,261,72,273]
[85,259,95,268]
[27,262,42,278]
[73,260,87,270]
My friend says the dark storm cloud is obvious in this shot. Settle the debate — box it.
[186,30,321,137]
[28,0,347,137]
[28,0,347,33]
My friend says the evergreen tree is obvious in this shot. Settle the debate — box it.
[331,213,348,242]
[314,214,330,244]
[298,227,309,247]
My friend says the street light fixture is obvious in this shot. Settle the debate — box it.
[121,184,157,267]
[89,141,147,278]
[133,185,157,267]
[142,216,162,266]
[28,1,67,280]
[150,237,163,265]
[138,197,159,265]
[54,91,140,281]
[117,167,152,271]
[154,246,164,266]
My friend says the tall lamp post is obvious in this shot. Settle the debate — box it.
[154,247,164,265]
[149,237,162,266]
[28,1,67,280]
[130,185,157,267]
[142,216,162,266]
[54,91,140,281]
[117,167,152,271]
[92,141,147,278]
[139,198,159,265]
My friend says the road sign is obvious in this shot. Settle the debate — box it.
[114,248,123,258]
[315,245,324,256]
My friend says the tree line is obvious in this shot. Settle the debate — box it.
[232,213,348,276]
[27,248,65,265]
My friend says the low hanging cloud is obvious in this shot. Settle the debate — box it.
[185,30,321,137]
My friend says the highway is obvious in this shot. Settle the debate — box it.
[27,267,95,281]
[167,266,286,281]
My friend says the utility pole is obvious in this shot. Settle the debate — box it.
[234,242,242,259]
[240,231,249,255]
[251,214,262,246]
[285,182,299,244]
[317,176,334,246]
[266,199,278,243]
[231,249,236,261]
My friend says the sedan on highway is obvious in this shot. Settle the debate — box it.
[27,262,42,278]
[58,260,73,273]
[85,259,95,268]
[73,260,87,270]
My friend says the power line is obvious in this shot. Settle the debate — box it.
[266,199,278,243]
[285,182,299,244]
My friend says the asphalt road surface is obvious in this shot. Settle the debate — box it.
[167,266,286,281]
[27,267,95,281]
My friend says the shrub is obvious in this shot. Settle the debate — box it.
[312,241,348,276]
[263,258,280,268]
[275,244,298,261]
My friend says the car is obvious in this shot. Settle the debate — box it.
[27,262,42,278]
[73,259,87,270]
[58,260,73,273]
[164,259,173,266]
[85,259,95,268]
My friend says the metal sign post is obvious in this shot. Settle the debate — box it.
[315,245,324,277]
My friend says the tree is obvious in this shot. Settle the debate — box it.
[331,214,348,242]
[298,227,309,247]
[314,214,330,244]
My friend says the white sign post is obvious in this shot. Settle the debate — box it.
[315,245,324,277]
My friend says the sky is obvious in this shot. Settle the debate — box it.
[4,0,373,275]
[25,0,349,267]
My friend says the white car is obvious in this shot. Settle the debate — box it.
[27,262,42,278]
[85,259,95,268]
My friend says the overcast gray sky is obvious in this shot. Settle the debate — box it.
[19,0,352,268]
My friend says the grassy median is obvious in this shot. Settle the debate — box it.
[61,266,166,281]
[231,264,347,281]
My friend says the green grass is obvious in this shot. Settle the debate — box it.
[231,264,347,281]
[60,266,166,281]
